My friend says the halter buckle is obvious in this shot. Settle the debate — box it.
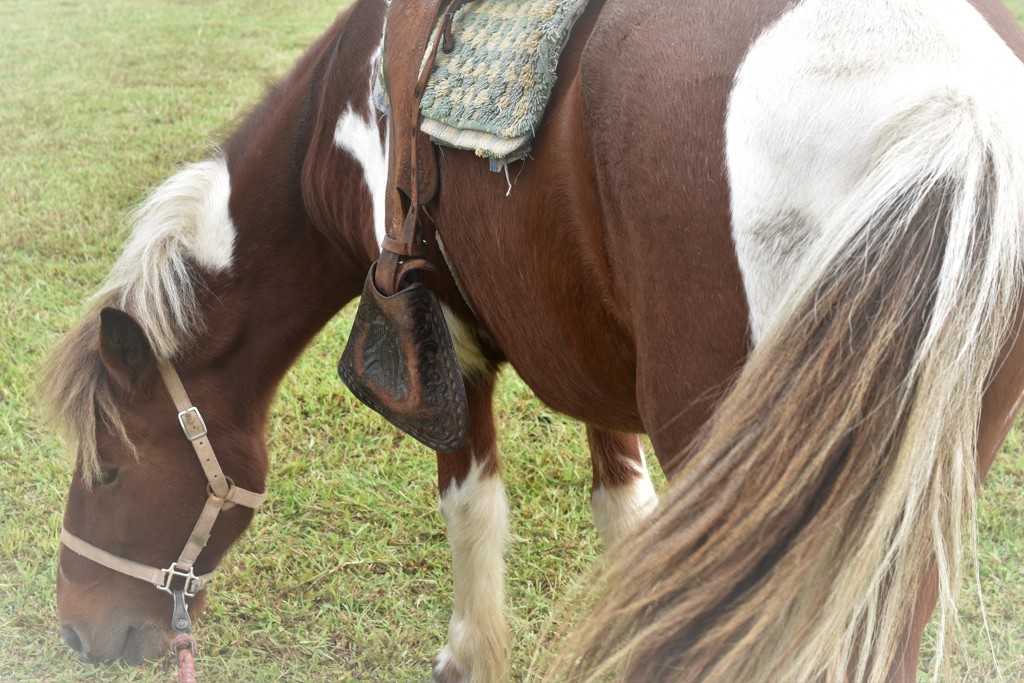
[156,561,200,598]
[177,406,208,442]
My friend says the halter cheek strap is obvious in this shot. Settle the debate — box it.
[60,358,266,633]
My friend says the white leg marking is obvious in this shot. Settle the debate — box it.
[334,106,388,248]
[726,0,1024,344]
[591,442,658,548]
[437,460,510,683]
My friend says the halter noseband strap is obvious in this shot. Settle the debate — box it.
[60,358,266,632]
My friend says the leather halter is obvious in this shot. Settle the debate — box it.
[60,358,266,634]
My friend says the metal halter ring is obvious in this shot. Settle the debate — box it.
[156,561,201,598]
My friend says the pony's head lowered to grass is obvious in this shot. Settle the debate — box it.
[40,1,384,660]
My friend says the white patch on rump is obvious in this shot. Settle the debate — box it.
[437,459,510,683]
[726,0,1024,343]
[334,106,387,248]
[591,443,658,547]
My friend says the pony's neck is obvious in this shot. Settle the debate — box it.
[175,0,389,432]
[297,0,389,266]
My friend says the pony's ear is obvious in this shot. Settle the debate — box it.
[98,308,155,391]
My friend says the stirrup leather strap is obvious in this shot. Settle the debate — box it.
[374,0,476,296]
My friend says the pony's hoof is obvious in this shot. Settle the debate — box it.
[431,647,466,683]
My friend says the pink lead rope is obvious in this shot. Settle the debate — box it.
[173,633,198,683]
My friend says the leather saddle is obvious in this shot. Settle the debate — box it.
[338,0,475,452]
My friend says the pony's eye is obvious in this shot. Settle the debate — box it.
[92,468,119,487]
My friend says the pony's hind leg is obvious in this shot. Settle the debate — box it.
[432,370,510,683]
[587,428,658,547]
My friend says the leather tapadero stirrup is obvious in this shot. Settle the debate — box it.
[339,0,475,452]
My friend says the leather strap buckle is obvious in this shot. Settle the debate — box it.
[177,407,208,442]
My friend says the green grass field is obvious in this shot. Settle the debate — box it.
[1,1,1022,680]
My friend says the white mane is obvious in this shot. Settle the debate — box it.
[42,155,236,482]
[94,155,236,359]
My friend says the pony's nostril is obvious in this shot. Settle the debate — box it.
[61,624,84,654]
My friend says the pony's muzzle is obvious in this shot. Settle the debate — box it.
[59,619,166,664]
[61,623,85,656]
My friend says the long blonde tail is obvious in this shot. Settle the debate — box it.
[549,86,1024,682]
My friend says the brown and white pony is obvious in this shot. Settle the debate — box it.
[42,0,1024,681]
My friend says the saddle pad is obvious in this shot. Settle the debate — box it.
[419,0,590,165]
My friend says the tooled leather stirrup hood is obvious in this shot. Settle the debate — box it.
[338,0,476,452]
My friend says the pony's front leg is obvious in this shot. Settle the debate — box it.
[432,371,510,683]
[587,427,658,547]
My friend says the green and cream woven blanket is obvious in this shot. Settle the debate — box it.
[418,0,590,166]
